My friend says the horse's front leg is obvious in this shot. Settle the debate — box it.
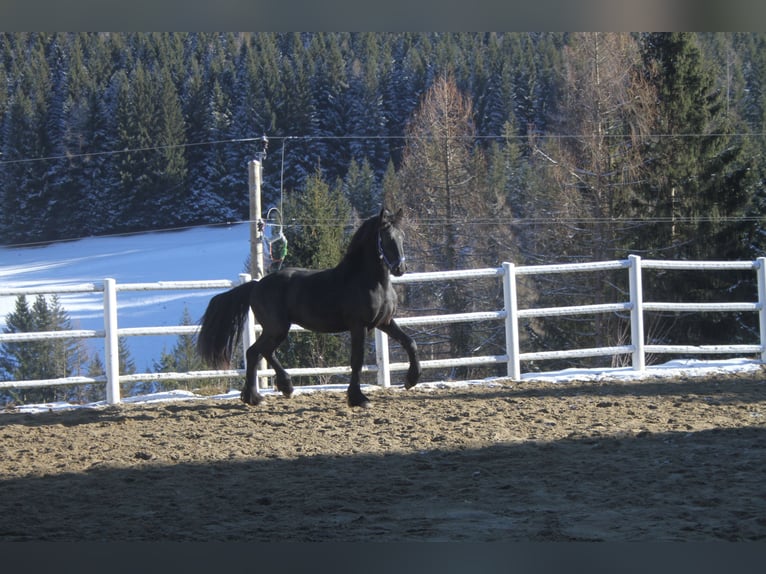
[346,324,370,408]
[378,319,421,389]
[241,341,266,406]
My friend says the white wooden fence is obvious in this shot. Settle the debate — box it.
[2,254,765,404]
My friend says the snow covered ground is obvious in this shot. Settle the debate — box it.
[2,224,764,414]
[6,357,763,414]
[0,223,251,372]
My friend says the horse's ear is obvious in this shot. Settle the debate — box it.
[394,207,404,224]
[379,206,393,226]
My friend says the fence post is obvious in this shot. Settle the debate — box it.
[628,255,645,371]
[103,278,121,404]
[502,262,521,381]
[375,329,390,387]
[239,273,266,389]
[757,257,766,363]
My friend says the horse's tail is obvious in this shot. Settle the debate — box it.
[197,281,257,369]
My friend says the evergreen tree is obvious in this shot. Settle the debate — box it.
[0,295,36,383]
[281,169,352,384]
[381,159,402,208]
[307,33,350,185]
[114,62,158,230]
[0,294,81,404]
[0,35,55,243]
[153,307,207,390]
[118,337,136,376]
[282,34,315,194]
[640,32,759,347]
[342,158,379,218]
[472,33,512,141]
[347,33,391,177]
[153,65,188,225]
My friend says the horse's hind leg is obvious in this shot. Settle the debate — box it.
[261,331,293,398]
[242,341,266,406]
[241,328,293,405]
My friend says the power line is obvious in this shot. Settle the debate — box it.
[2,131,766,166]
[0,136,267,166]
[3,215,760,250]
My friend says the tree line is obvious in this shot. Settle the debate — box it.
[2,32,766,397]
[0,295,230,405]
[2,32,763,246]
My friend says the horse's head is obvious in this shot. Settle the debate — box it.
[377,207,406,276]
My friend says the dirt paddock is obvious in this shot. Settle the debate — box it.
[1,372,765,541]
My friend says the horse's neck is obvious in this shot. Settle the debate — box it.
[337,241,389,285]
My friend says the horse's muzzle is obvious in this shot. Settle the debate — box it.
[391,262,406,276]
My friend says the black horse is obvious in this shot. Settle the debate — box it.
[196,207,421,407]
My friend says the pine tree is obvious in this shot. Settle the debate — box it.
[0,35,55,243]
[0,295,36,383]
[640,32,759,347]
[342,158,379,218]
[381,160,402,208]
[153,307,208,390]
[154,65,188,225]
[472,33,513,140]
[640,33,755,258]
[118,337,136,376]
[307,33,350,185]
[0,294,81,404]
[281,169,352,384]
[347,33,390,177]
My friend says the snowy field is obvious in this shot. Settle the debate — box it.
[1,224,764,414]
[0,223,251,372]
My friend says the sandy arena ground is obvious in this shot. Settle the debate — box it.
[1,372,765,541]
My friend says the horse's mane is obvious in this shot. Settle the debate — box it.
[343,213,379,261]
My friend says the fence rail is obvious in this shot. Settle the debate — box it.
[2,255,765,404]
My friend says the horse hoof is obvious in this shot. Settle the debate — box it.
[276,379,294,398]
[240,390,264,406]
[347,393,370,408]
[404,372,420,389]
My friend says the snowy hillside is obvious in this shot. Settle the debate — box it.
[0,224,251,371]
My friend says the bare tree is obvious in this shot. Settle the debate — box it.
[397,74,514,378]
[521,33,658,367]
[534,33,657,260]
[399,73,478,272]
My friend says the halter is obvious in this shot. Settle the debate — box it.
[378,230,405,271]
